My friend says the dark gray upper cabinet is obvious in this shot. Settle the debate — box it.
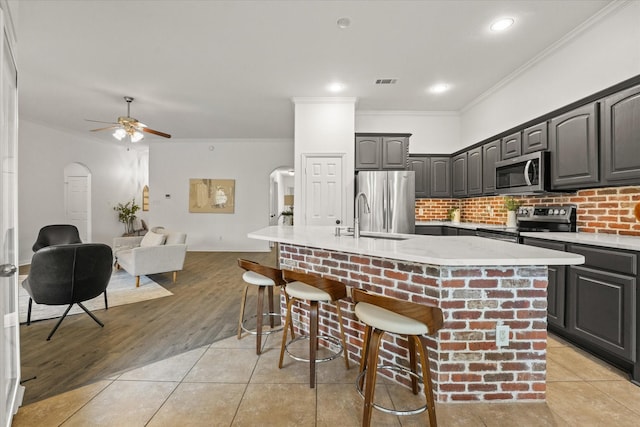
[482,140,500,195]
[549,103,600,189]
[522,122,548,154]
[408,155,430,198]
[451,152,467,197]
[430,156,451,198]
[355,136,381,169]
[355,134,410,170]
[501,131,522,160]
[381,136,409,169]
[467,147,483,196]
[601,84,640,185]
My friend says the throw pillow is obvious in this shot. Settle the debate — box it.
[140,230,166,247]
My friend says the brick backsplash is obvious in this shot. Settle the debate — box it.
[415,186,640,236]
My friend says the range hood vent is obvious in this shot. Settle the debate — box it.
[375,79,397,85]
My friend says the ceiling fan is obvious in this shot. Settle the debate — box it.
[87,96,171,142]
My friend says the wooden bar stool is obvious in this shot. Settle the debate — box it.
[352,288,444,427]
[237,259,288,355]
[278,269,350,388]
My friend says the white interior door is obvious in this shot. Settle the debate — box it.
[64,163,91,242]
[0,10,22,425]
[65,176,89,240]
[304,156,343,226]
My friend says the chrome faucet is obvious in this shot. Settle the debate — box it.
[354,192,370,239]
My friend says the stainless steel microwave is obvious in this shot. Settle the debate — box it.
[495,151,550,195]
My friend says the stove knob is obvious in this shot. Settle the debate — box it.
[560,209,566,215]
[553,209,560,215]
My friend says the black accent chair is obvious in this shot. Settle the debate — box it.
[22,243,113,340]
[32,224,82,252]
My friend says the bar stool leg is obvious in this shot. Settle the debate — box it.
[255,285,265,355]
[358,325,373,390]
[268,286,275,328]
[237,284,249,340]
[408,336,419,394]
[416,336,438,427]
[309,300,319,388]
[363,329,384,427]
[279,297,296,368]
[335,302,350,369]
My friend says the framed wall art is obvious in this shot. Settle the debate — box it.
[189,178,235,213]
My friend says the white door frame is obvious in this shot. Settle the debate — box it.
[300,153,346,226]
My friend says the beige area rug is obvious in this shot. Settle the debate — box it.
[18,270,173,324]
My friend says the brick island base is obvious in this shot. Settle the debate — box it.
[278,243,549,402]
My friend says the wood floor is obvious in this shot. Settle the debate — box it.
[19,250,276,405]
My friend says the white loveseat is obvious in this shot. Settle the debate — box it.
[113,229,187,287]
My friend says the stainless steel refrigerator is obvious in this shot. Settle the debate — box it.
[356,171,415,234]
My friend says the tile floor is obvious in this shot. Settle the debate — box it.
[12,332,640,426]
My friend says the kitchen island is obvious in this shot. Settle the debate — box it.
[248,225,584,402]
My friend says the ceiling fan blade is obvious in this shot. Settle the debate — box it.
[85,119,118,125]
[90,125,120,132]
[142,127,171,138]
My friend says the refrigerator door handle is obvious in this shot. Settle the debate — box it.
[382,176,387,231]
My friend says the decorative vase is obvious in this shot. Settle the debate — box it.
[506,210,517,228]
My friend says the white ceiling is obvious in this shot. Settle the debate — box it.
[15,0,613,143]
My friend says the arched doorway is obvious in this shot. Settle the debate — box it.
[64,163,91,242]
[269,166,294,226]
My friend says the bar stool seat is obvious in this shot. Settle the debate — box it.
[355,303,429,336]
[237,259,288,355]
[352,288,444,427]
[284,281,332,301]
[279,269,350,388]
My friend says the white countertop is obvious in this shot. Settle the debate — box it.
[248,226,584,267]
[418,221,640,251]
[520,232,640,252]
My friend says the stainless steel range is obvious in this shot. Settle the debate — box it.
[476,205,577,243]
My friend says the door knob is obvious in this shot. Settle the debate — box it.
[0,264,17,277]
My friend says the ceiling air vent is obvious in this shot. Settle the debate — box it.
[375,79,397,85]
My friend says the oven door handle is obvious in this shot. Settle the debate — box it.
[524,160,533,186]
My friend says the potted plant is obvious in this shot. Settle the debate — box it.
[447,207,461,223]
[279,207,293,225]
[114,198,140,234]
[503,197,521,228]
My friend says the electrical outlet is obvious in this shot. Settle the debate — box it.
[496,324,510,347]
[419,208,424,215]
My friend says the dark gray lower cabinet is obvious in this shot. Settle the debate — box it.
[415,225,442,235]
[568,266,635,361]
[566,243,639,384]
[522,238,639,384]
[521,237,566,328]
[457,228,477,236]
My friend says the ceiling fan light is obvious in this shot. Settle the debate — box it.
[113,128,127,140]
[131,131,144,143]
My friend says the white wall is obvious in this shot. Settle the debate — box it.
[355,111,462,154]
[148,139,293,252]
[461,1,640,146]
[293,98,356,226]
[18,119,145,264]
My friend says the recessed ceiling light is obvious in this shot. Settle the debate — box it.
[490,17,515,32]
[337,17,351,29]
[429,83,449,94]
[327,82,345,93]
